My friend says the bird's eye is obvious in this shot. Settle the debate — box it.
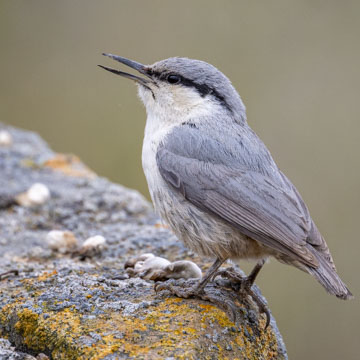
[167,74,181,84]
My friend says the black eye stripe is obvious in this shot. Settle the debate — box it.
[150,70,232,112]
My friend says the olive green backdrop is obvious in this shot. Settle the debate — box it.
[1,1,359,359]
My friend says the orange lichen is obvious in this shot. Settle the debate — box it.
[44,154,95,178]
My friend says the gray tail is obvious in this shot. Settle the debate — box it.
[308,250,353,300]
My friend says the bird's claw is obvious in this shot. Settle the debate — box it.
[211,267,243,283]
[212,267,271,329]
[247,287,271,329]
[154,278,200,299]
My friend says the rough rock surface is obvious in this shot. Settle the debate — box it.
[0,338,37,359]
[0,124,287,360]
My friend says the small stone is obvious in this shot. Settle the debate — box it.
[0,130,12,146]
[37,353,50,360]
[125,253,169,280]
[124,253,155,269]
[46,230,78,254]
[125,254,202,281]
[77,235,106,258]
[27,183,50,204]
[16,183,50,207]
[82,235,106,249]
[163,260,202,280]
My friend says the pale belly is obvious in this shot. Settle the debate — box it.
[142,136,269,261]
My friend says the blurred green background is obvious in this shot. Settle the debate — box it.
[1,1,359,358]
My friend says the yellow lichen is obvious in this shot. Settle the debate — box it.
[37,270,57,282]
[0,288,282,360]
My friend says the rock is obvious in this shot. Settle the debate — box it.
[16,183,51,207]
[0,338,36,359]
[0,123,288,360]
[77,235,107,259]
[45,230,79,254]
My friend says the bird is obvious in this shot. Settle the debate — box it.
[99,54,353,314]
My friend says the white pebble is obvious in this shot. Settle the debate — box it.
[165,260,203,280]
[27,183,50,205]
[82,235,106,249]
[135,256,171,272]
[16,183,50,207]
[46,230,78,253]
[125,253,171,280]
[77,235,106,258]
[124,253,155,269]
[0,130,12,146]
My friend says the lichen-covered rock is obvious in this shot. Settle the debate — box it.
[0,124,287,360]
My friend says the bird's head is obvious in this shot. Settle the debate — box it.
[99,54,246,123]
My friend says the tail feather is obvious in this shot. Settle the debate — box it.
[307,249,353,300]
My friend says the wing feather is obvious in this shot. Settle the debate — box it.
[157,143,319,268]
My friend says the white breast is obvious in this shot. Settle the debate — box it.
[141,113,175,206]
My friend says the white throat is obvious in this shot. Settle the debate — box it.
[138,83,224,205]
[138,84,223,137]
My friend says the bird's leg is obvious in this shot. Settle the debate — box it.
[154,258,225,298]
[212,259,271,328]
[213,259,265,290]
[241,259,266,291]
[196,258,225,293]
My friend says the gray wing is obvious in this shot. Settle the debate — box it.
[156,125,323,268]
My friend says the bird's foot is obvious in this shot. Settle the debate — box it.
[154,275,270,330]
[211,267,251,290]
[154,278,244,324]
[212,267,271,329]
[154,278,201,298]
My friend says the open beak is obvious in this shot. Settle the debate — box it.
[98,53,152,88]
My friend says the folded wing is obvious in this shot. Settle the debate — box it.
[156,126,322,268]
